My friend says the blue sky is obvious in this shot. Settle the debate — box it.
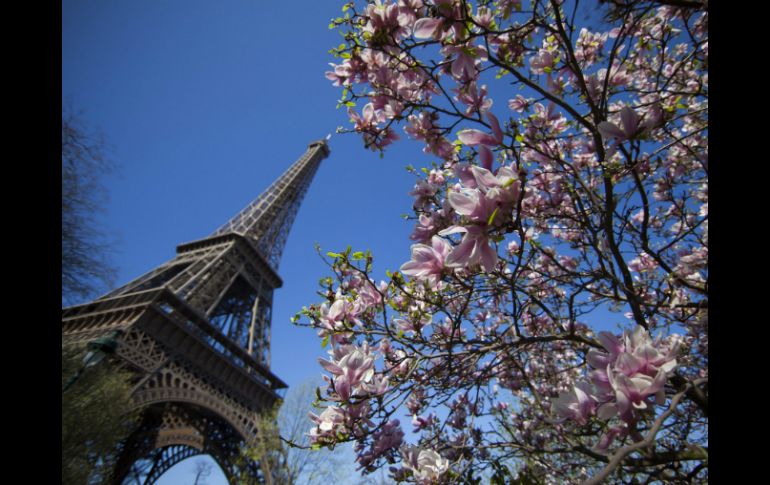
[62,0,429,482]
[61,0,435,384]
[63,1,633,482]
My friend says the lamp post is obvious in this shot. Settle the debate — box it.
[62,329,123,393]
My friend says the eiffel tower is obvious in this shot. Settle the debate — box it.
[62,138,330,484]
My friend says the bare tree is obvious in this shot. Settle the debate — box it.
[239,378,356,484]
[279,379,355,484]
[192,459,213,485]
[61,105,117,306]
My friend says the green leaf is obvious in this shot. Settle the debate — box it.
[487,207,499,226]
[327,252,341,258]
[321,335,330,348]
[351,251,364,260]
[515,135,524,143]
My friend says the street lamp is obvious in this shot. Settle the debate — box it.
[62,329,124,393]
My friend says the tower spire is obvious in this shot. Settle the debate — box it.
[62,138,330,484]
[212,139,330,270]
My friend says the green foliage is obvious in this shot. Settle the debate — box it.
[237,380,354,485]
[61,342,140,484]
[237,404,289,485]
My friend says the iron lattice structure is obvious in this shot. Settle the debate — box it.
[62,139,330,484]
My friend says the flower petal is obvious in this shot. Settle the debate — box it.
[447,189,480,215]
[597,402,618,420]
[620,106,640,136]
[413,17,442,39]
[486,111,504,143]
[479,238,498,272]
[458,129,499,146]
[597,121,626,141]
[444,236,476,268]
[479,145,493,170]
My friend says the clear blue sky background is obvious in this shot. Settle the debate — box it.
[63,1,626,482]
[61,0,429,482]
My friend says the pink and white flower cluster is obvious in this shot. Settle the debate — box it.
[553,327,681,434]
[396,446,449,484]
[308,1,708,482]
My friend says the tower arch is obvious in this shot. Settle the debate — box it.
[62,140,330,484]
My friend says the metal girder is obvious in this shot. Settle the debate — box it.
[212,141,328,270]
[63,139,329,484]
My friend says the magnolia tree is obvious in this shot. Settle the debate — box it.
[295,0,707,482]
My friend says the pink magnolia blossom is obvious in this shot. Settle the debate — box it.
[602,365,669,421]
[315,1,708,479]
[404,111,456,160]
[458,128,500,147]
[446,186,494,222]
[395,314,428,336]
[356,279,387,307]
[399,235,453,287]
[529,48,556,74]
[349,102,379,132]
[440,225,498,272]
[552,381,598,425]
[587,327,681,422]
[412,17,442,39]
[399,446,450,484]
[410,213,439,243]
[362,1,413,41]
[409,178,439,210]
[473,6,494,29]
[357,419,404,469]
[469,165,521,208]
[325,61,352,87]
[508,94,531,112]
[319,343,377,401]
[441,43,488,82]
[453,163,478,189]
[532,102,568,134]
[628,252,659,273]
[308,405,347,443]
[598,106,652,141]
[453,81,493,115]
[458,111,504,147]
[574,28,609,65]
